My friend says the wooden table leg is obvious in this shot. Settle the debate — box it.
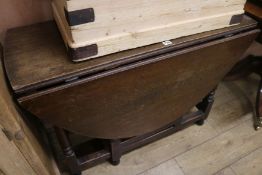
[55,127,82,175]
[110,139,121,165]
[196,90,216,125]
[255,75,262,130]
[50,89,217,172]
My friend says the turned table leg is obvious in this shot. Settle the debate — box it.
[196,90,216,125]
[255,76,262,130]
[55,127,82,175]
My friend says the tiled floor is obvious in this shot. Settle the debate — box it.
[64,74,262,175]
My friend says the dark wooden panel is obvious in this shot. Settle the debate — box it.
[245,1,262,43]
[4,16,257,94]
[19,30,259,139]
[245,1,262,20]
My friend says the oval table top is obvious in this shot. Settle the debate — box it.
[3,16,260,139]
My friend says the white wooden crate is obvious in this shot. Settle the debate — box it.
[52,0,246,62]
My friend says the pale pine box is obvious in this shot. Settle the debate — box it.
[52,0,246,62]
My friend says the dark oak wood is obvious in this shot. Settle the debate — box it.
[245,1,262,43]
[110,139,121,166]
[3,18,259,139]
[245,1,262,20]
[53,90,215,175]
[3,17,259,174]
[55,127,81,175]
[4,17,257,94]
[17,30,258,139]
[256,75,262,129]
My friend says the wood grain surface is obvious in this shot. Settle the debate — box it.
[0,128,36,175]
[4,17,257,94]
[245,1,262,20]
[78,78,262,175]
[175,120,262,175]
[0,45,59,175]
[53,0,245,61]
[17,30,259,139]
[3,19,259,139]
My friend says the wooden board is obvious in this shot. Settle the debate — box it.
[175,120,262,175]
[0,127,36,175]
[4,17,257,94]
[139,159,184,175]
[79,80,261,175]
[245,1,262,19]
[17,30,259,139]
[231,147,262,175]
[3,19,258,139]
[52,0,246,61]
[0,45,59,175]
